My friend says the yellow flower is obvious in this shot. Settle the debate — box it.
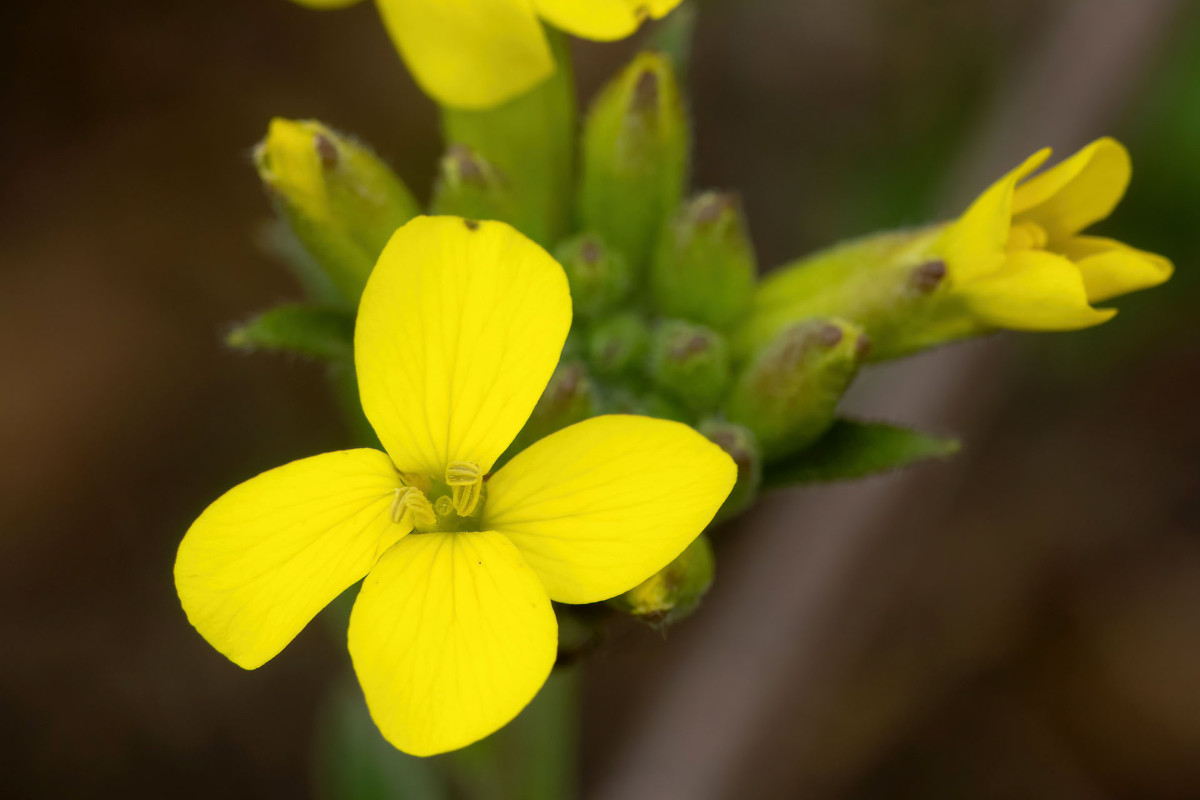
[740,138,1173,361]
[937,137,1172,331]
[292,0,684,109]
[175,216,735,756]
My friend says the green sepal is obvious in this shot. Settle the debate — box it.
[609,534,714,628]
[652,191,757,330]
[226,304,355,362]
[587,312,651,378]
[579,51,689,272]
[726,319,867,462]
[763,419,960,489]
[555,234,633,321]
[440,29,575,246]
[430,144,516,225]
[737,228,982,362]
[646,319,732,412]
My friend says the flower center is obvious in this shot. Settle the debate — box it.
[390,462,485,533]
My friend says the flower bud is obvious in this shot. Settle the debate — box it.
[502,361,596,462]
[646,320,732,412]
[430,144,515,225]
[610,534,714,627]
[587,312,651,377]
[254,118,419,304]
[554,234,633,321]
[652,192,757,330]
[726,319,867,462]
[698,420,762,522]
[580,52,689,272]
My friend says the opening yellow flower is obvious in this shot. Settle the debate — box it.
[740,138,1174,361]
[291,0,684,109]
[937,137,1173,331]
[175,216,735,756]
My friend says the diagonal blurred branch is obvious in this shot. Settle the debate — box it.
[591,1,1185,798]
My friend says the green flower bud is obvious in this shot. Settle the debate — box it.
[502,361,595,462]
[580,52,689,272]
[652,192,757,330]
[430,144,515,225]
[726,319,868,462]
[698,420,762,522]
[554,234,633,321]
[254,118,420,305]
[646,320,732,412]
[588,312,651,377]
[610,534,714,627]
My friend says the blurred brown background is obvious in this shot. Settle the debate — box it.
[2,0,1198,798]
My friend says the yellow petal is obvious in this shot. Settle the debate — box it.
[1012,137,1131,241]
[175,450,406,669]
[1059,235,1174,303]
[938,148,1050,283]
[356,216,572,478]
[958,250,1116,331]
[534,0,682,41]
[483,415,736,604]
[375,0,555,109]
[348,531,557,756]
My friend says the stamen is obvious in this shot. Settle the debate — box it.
[445,461,483,517]
[389,487,436,528]
[1007,220,1048,252]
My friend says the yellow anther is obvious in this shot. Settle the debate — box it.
[445,461,483,517]
[390,487,436,528]
[434,495,455,516]
[1006,219,1048,252]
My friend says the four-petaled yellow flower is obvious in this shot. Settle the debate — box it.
[290,0,684,108]
[175,216,735,756]
[937,137,1172,331]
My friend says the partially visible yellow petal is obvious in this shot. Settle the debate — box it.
[175,450,405,670]
[483,415,736,605]
[1012,138,1131,241]
[1059,235,1174,303]
[288,0,364,8]
[534,0,682,41]
[356,216,572,478]
[375,0,554,109]
[939,149,1050,283]
[348,531,557,756]
[958,250,1115,331]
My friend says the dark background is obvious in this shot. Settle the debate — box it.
[3,0,1199,797]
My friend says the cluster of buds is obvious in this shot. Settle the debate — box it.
[236,35,1168,635]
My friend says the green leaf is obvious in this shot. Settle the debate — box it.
[440,29,575,246]
[763,418,960,488]
[226,304,354,361]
